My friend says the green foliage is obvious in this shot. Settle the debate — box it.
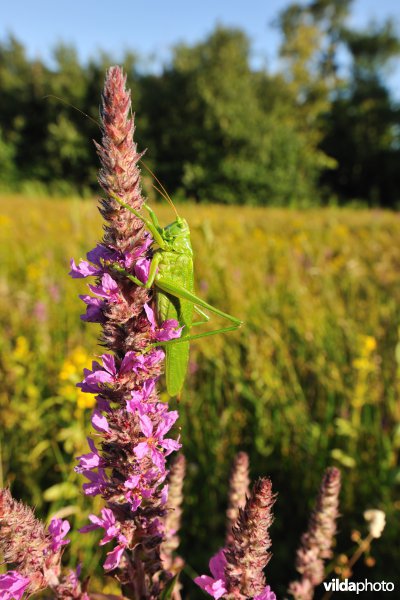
[1,1,399,206]
[0,196,399,592]
[141,26,331,205]
[0,127,16,185]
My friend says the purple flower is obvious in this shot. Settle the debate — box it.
[70,244,118,279]
[62,564,90,600]
[79,272,122,322]
[89,273,120,303]
[134,411,181,470]
[194,549,228,600]
[82,468,107,496]
[71,66,184,592]
[79,295,105,323]
[123,472,158,511]
[92,410,110,433]
[132,349,165,374]
[71,239,152,289]
[48,518,70,553]
[134,257,151,283]
[125,236,153,283]
[144,303,183,341]
[80,508,127,571]
[124,235,152,270]
[126,378,156,413]
[254,586,276,600]
[75,438,101,473]
[0,572,30,600]
[70,258,101,279]
[104,544,126,571]
[33,301,47,323]
[78,358,114,394]
[79,351,160,394]
[87,244,118,265]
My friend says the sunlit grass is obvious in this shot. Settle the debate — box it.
[1,194,399,588]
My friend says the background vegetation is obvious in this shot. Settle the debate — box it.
[1,0,400,207]
[0,197,399,596]
[1,0,399,597]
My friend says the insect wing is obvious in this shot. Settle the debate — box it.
[156,253,194,396]
[166,339,190,397]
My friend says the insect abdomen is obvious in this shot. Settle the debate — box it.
[156,252,194,396]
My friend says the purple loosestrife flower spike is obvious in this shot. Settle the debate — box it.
[288,467,341,600]
[226,452,250,546]
[71,66,182,599]
[224,477,276,599]
[0,489,82,599]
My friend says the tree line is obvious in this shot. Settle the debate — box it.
[1,0,399,207]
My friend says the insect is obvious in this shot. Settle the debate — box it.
[42,97,241,394]
[109,188,243,397]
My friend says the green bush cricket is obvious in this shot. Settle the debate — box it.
[109,188,243,397]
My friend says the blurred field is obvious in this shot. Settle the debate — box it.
[0,195,399,594]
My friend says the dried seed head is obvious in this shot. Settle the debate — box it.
[0,489,63,595]
[288,467,341,600]
[225,477,276,598]
[226,452,250,546]
[162,454,186,572]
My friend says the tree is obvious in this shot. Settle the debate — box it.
[321,20,400,206]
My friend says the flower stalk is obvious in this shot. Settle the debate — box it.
[226,452,250,546]
[0,488,83,599]
[71,66,182,599]
[288,467,341,600]
[195,477,276,600]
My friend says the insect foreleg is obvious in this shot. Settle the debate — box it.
[112,264,143,287]
[155,278,243,326]
[111,254,161,289]
[108,192,166,249]
[144,253,161,288]
[143,203,161,229]
[192,305,210,326]
[149,324,241,347]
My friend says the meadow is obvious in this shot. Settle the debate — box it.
[0,195,399,596]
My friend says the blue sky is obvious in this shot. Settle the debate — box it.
[2,0,400,91]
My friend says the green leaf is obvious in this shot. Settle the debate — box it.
[330,448,356,468]
[43,481,78,502]
[160,575,179,600]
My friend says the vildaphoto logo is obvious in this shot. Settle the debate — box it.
[323,578,395,594]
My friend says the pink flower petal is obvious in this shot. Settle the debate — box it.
[103,544,125,571]
[194,576,227,600]
[0,571,31,600]
[101,354,117,376]
[134,441,149,460]
[150,447,166,470]
[254,585,276,600]
[92,410,110,433]
[144,303,156,328]
[139,414,154,437]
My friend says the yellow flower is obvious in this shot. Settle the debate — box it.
[59,346,95,409]
[352,358,370,371]
[13,336,30,361]
[363,336,377,353]
[77,389,96,409]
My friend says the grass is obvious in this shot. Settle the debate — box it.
[0,194,399,595]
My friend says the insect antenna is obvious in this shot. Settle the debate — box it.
[43,95,100,128]
[141,161,179,218]
[151,183,180,217]
[45,95,180,217]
